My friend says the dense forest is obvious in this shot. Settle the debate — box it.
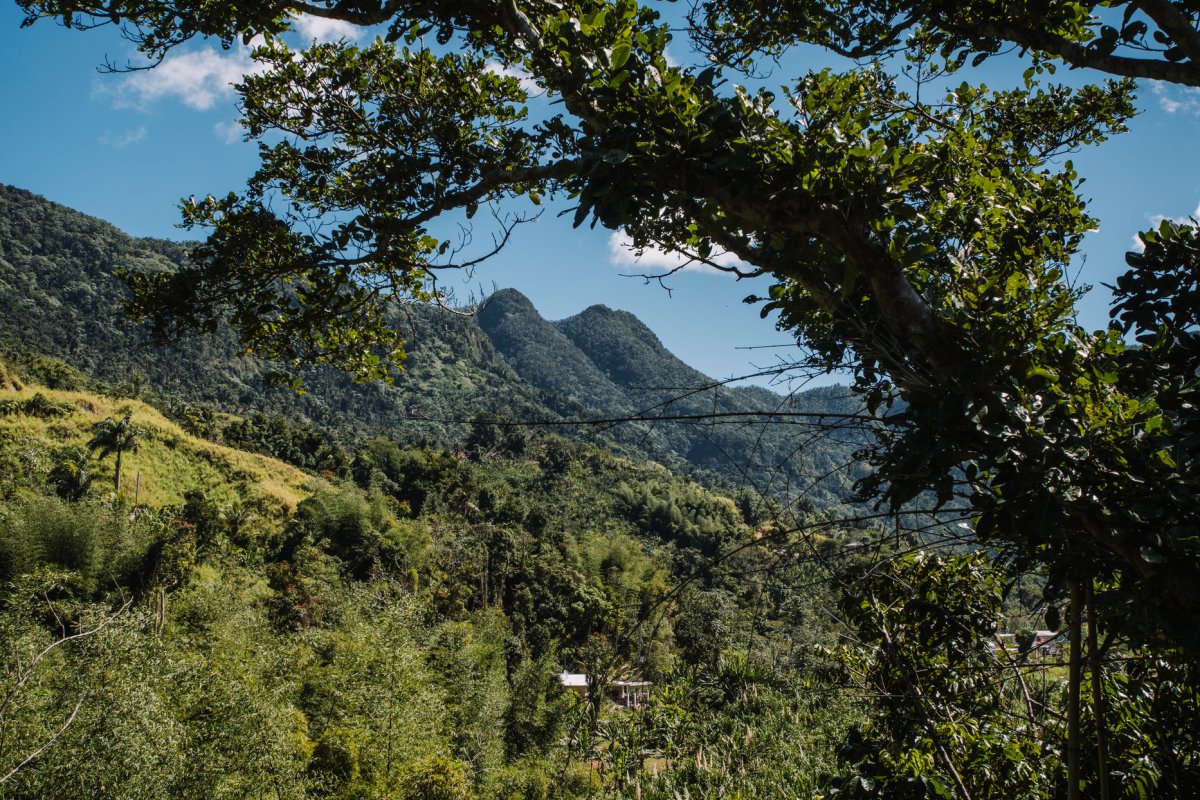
[2,187,1195,798]
[0,359,868,799]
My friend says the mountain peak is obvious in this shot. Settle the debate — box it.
[483,287,536,311]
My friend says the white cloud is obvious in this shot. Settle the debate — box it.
[1150,80,1200,116]
[213,119,244,144]
[484,61,540,94]
[100,44,265,112]
[98,125,146,148]
[291,13,362,43]
[607,229,743,276]
[1131,202,1200,251]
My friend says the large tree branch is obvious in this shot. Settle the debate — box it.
[951,19,1200,87]
[288,0,405,27]
[0,693,86,785]
[1135,0,1200,63]
[405,158,580,228]
[667,181,955,389]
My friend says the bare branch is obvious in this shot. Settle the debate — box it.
[0,693,87,785]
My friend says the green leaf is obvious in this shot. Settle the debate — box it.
[609,42,631,70]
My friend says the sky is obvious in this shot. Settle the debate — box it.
[2,5,1199,391]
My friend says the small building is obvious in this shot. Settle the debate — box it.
[987,633,1018,658]
[560,672,588,698]
[1031,630,1064,659]
[611,680,652,709]
[558,672,652,708]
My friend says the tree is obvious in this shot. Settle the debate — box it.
[47,445,92,502]
[87,410,140,493]
[13,1,1200,792]
[833,551,1055,799]
[692,1,1200,86]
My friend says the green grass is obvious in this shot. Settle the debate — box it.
[0,375,319,511]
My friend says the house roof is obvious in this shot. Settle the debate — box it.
[559,672,588,688]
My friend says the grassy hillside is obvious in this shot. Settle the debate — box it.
[0,366,315,509]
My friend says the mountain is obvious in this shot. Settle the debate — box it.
[474,291,870,505]
[476,288,632,419]
[0,185,563,445]
[0,184,864,506]
[551,303,865,503]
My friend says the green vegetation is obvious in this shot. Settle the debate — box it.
[0,185,861,506]
[8,0,1200,793]
[2,182,1197,794]
[5,363,1181,797]
[0,370,871,798]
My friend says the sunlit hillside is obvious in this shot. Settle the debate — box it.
[0,363,315,509]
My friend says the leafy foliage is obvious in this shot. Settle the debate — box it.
[0,375,868,797]
[9,0,1200,794]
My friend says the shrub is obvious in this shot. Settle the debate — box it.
[556,764,602,799]
[25,356,87,391]
[310,726,363,785]
[398,757,473,800]
[491,764,550,800]
[48,445,92,501]
[0,393,74,419]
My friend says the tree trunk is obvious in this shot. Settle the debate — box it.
[1067,580,1083,800]
[113,449,122,493]
[1087,581,1111,800]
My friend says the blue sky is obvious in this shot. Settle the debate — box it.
[2,5,1199,390]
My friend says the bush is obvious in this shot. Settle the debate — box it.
[398,757,473,800]
[556,764,602,799]
[0,494,100,582]
[48,445,92,501]
[491,764,549,800]
[0,494,153,597]
[25,356,87,391]
[293,486,406,579]
[0,392,74,419]
[310,726,363,785]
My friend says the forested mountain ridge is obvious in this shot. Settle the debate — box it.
[0,184,863,507]
[476,289,632,420]
[0,184,563,446]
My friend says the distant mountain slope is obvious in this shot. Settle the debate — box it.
[0,184,562,446]
[0,184,864,506]
[475,294,866,505]
[553,303,867,502]
[477,289,631,418]
[556,304,716,398]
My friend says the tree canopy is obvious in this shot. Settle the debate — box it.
[694,0,1200,85]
